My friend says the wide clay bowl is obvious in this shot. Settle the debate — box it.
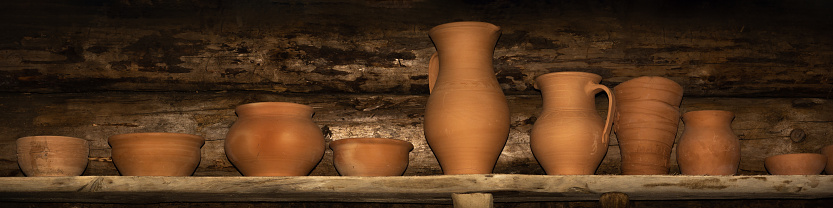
[329,138,414,176]
[821,145,833,174]
[17,136,89,176]
[765,153,827,175]
[109,132,205,176]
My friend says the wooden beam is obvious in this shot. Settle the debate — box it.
[452,193,494,208]
[0,175,831,203]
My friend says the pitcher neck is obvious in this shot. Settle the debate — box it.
[536,72,603,110]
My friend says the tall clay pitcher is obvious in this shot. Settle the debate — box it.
[424,21,509,174]
[531,72,615,175]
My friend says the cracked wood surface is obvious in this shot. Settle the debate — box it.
[0,0,832,97]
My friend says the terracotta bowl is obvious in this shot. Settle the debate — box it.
[16,136,89,176]
[329,138,414,176]
[821,145,833,174]
[764,153,827,175]
[109,132,205,176]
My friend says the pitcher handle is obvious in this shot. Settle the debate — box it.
[428,53,439,94]
[591,84,615,144]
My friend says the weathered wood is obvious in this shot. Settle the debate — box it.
[0,0,832,97]
[452,193,494,208]
[0,92,831,177]
[0,175,831,203]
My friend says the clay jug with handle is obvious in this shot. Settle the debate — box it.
[530,72,615,175]
[423,21,510,175]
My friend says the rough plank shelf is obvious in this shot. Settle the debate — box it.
[0,175,831,204]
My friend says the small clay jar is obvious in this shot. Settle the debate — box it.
[765,153,827,175]
[109,132,205,176]
[225,102,325,176]
[676,110,741,175]
[822,145,833,174]
[16,136,89,176]
[329,138,414,176]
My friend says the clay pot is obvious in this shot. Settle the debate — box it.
[676,110,741,175]
[424,21,509,174]
[613,76,683,175]
[16,136,89,176]
[765,153,827,175]
[530,72,615,175]
[822,145,833,174]
[109,132,204,176]
[329,138,414,176]
[225,102,325,176]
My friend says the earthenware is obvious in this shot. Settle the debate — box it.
[424,21,509,174]
[329,138,414,176]
[109,132,204,176]
[765,153,826,175]
[677,110,741,175]
[225,102,325,176]
[16,136,89,176]
[530,71,615,175]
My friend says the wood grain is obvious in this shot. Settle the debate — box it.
[0,175,830,203]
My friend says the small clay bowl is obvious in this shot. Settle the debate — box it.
[764,153,827,175]
[17,136,89,176]
[109,132,205,176]
[821,145,833,174]
[329,138,414,176]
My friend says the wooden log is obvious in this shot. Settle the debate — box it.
[452,193,494,208]
[0,1,831,97]
[0,92,831,177]
[0,175,831,203]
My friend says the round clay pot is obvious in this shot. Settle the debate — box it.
[109,132,204,176]
[16,136,89,176]
[676,110,741,175]
[424,21,509,174]
[530,72,615,175]
[616,102,680,123]
[821,145,833,174]
[329,138,414,176]
[613,76,684,106]
[765,153,827,175]
[225,102,325,176]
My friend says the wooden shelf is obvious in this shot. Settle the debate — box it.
[0,175,831,203]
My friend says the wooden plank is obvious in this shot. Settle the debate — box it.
[0,175,831,203]
[452,193,494,208]
[0,1,832,97]
[0,92,832,177]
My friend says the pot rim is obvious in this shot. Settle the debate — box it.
[534,71,602,82]
[108,132,205,146]
[329,138,414,151]
[17,135,87,144]
[429,21,500,34]
[765,153,827,162]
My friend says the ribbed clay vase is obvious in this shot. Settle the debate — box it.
[423,21,509,175]
[765,153,826,175]
[676,110,741,175]
[225,102,325,176]
[109,132,204,176]
[329,138,414,176]
[530,72,615,175]
[822,145,833,174]
[16,136,89,176]
[613,76,683,175]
